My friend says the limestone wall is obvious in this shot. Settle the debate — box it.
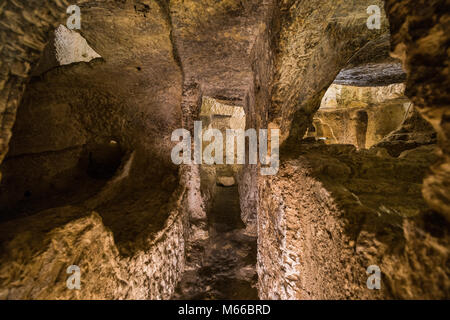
[258,144,449,299]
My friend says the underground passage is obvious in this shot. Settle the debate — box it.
[0,0,449,301]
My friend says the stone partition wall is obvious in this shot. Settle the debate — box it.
[258,143,449,299]
[0,188,187,300]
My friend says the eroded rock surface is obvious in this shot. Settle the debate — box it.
[258,143,448,299]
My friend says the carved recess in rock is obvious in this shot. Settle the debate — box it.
[311,83,411,149]
[374,105,437,157]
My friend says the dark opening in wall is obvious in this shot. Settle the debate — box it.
[355,110,368,149]
[83,140,124,180]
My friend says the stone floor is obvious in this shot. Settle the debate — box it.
[174,185,258,300]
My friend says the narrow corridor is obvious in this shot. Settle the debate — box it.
[174,185,258,300]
